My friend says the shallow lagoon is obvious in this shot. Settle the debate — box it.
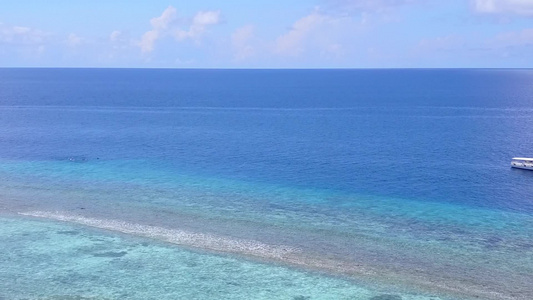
[0,216,445,300]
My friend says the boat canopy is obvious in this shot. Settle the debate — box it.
[512,157,533,161]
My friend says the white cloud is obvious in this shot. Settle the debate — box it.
[490,28,533,46]
[325,0,423,13]
[139,6,177,53]
[37,45,45,54]
[140,30,159,53]
[139,6,221,53]
[110,30,122,42]
[67,33,82,47]
[231,25,255,60]
[274,11,327,56]
[473,0,533,16]
[175,57,194,65]
[410,29,533,65]
[414,35,465,53]
[0,23,50,61]
[175,10,221,41]
[323,43,344,57]
[150,6,177,30]
[109,30,134,53]
[272,8,369,61]
[0,24,49,45]
[485,28,533,60]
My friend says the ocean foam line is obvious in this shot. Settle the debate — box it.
[0,105,367,112]
[0,105,446,113]
[16,211,522,300]
[19,211,299,260]
[5,104,533,112]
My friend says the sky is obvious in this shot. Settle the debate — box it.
[1,0,532,68]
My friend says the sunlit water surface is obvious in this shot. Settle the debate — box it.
[1,69,533,300]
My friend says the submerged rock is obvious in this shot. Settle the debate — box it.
[56,230,80,236]
[67,156,88,163]
[43,296,111,300]
[92,251,127,258]
[369,294,402,300]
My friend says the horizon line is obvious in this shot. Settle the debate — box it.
[1,67,532,70]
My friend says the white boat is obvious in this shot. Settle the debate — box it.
[511,157,533,170]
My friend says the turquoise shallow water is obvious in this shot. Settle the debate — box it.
[1,159,532,300]
[0,216,445,300]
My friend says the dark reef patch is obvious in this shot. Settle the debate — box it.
[369,294,402,300]
[41,296,111,300]
[92,251,127,258]
[56,230,80,236]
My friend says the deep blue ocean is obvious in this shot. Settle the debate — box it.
[0,69,532,300]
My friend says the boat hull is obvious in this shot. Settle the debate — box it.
[511,162,533,170]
